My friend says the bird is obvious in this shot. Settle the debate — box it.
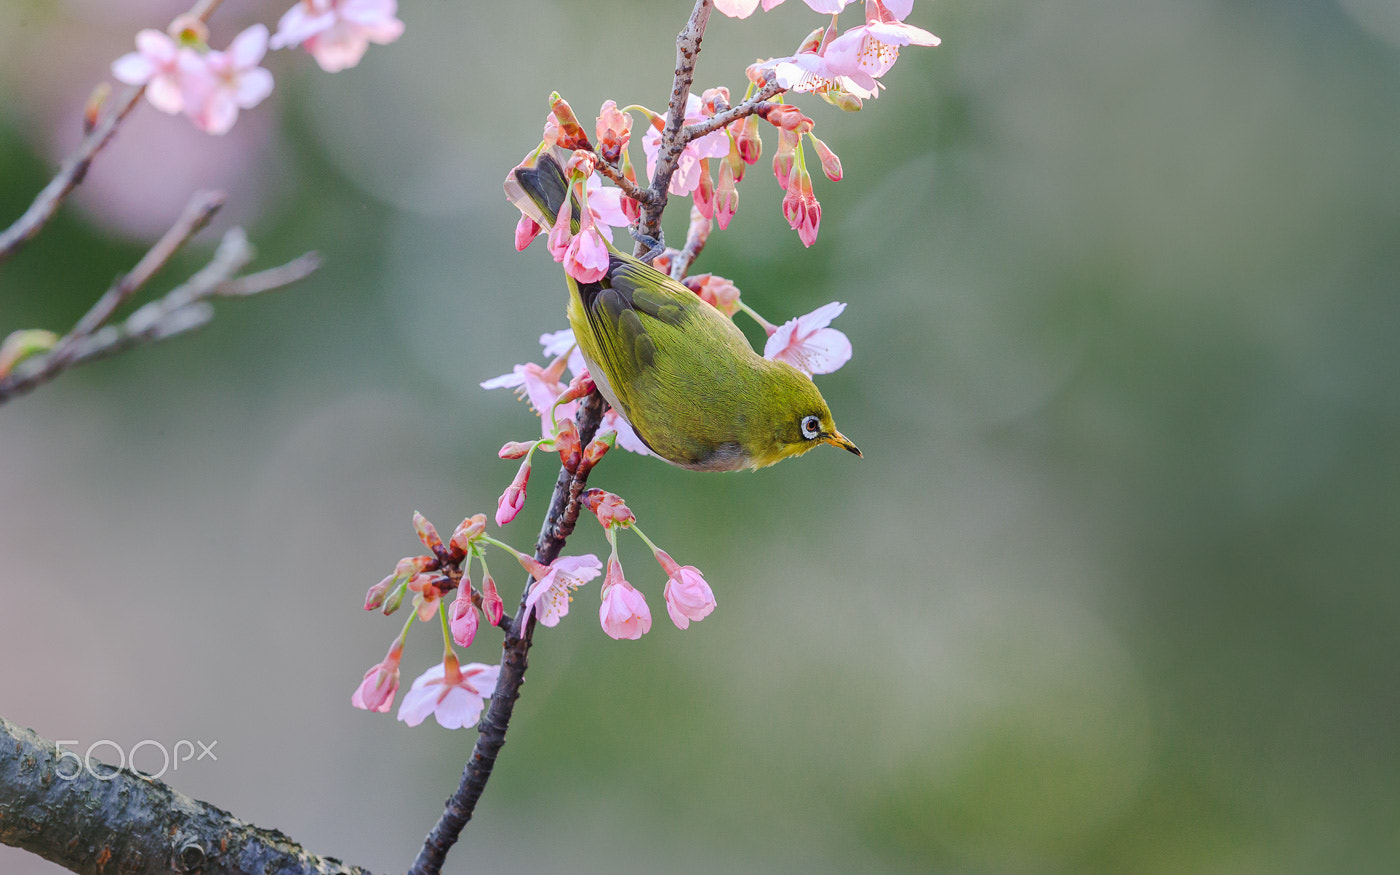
[505,152,860,472]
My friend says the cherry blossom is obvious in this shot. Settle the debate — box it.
[449,588,479,648]
[642,94,731,196]
[181,25,274,136]
[599,559,652,640]
[397,655,500,729]
[763,301,851,375]
[495,462,530,526]
[111,30,188,114]
[351,639,404,712]
[521,554,603,627]
[655,550,716,630]
[271,0,405,73]
[714,0,854,18]
[823,1,940,84]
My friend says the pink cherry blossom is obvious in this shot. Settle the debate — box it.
[563,220,609,284]
[406,572,446,621]
[521,554,603,627]
[449,588,479,647]
[351,639,404,712]
[656,550,716,630]
[539,328,587,379]
[714,0,853,17]
[270,0,405,73]
[823,2,940,84]
[482,358,570,419]
[111,30,188,114]
[397,655,500,729]
[642,94,731,197]
[181,25,274,136]
[495,462,530,526]
[599,559,652,640]
[601,408,652,456]
[763,301,852,375]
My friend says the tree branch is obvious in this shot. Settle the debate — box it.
[0,715,371,875]
[0,220,320,405]
[408,392,608,875]
[681,83,785,141]
[639,0,714,244]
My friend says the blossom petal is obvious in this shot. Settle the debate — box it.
[714,0,762,17]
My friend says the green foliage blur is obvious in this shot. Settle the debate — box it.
[3,1,1399,872]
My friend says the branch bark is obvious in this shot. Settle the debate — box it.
[0,715,371,875]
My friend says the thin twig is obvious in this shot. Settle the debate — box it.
[670,205,712,281]
[639,0,714,246]
[0,228,319,405]
[682,82,785,141]
[409,393,608,875]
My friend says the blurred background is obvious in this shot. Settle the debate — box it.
[3,0,1399,872]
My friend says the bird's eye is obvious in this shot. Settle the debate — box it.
[800,415,821,440]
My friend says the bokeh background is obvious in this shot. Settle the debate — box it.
[4,0,1399,872]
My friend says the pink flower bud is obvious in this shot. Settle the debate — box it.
[498,440,536,460]
[809,135,843,182]
[449,514,487,555]
[549,92,593,150]
[736,115,763,166]
[547,197,574,262]
[685,274,742,317]
[795,26,825,55]
[773,128,799,186]
[481,574,504,626]
[556,372,596,405]
[595,98,632,165]
[449,589,479,648]
[759,103,813,134]
[599,559,651,640]
[496,462,531,526]
[514,214,541,251]
[564,149,597,178]
[577,431,616,475]
[657,552,716,630]
[395,555,437,578]
[364,573,395,611]
[714,159,738,230]
[351,639,404,713]
[380,580,407,616]
[693,159,715,219]
[819,89,863,112]
[553,418,582,473]
[699,86,731,116]
[582,488,636,528]
[413,511,444,555]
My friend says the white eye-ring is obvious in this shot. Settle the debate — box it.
[801,415,821,440]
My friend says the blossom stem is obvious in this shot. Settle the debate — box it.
[737,300,778,334]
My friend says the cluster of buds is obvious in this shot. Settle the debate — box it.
[110,1,404,135]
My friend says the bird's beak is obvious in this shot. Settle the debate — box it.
[824,430,862,458]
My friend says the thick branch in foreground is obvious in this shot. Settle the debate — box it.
[0,715,371,875]
[408,392,608,875]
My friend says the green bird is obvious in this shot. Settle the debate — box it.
[506,152,860,472]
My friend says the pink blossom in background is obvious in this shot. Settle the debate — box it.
[350,639,404,712]
[763,302,852,375]
[397,656,500,729]
[111,29,188,114]
[714,0,854,18]
[599,559,651,640]
[642,94,730,196]
[521,554,602,627]
[271,0,405,73]
[181,25,274,136]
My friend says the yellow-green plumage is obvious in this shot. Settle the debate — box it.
[507,153,859,471]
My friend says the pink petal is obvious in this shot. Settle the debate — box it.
[145,75,185,114]
[235,67,274,108]
[271,7,336,49]
[714,0,762,17]
[433,687,486,729]
[586,185,629,229]
[396,683,439,726]
[193,89,239,135]
[134,29,178,64]
[800,0,852,13]
[111,53,156,86]
[308,27,372,72]
[227,24,270,70]
[883,0,915,19]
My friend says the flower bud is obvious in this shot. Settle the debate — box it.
[552,417,582,473]
[772,128,799,186]
[481,574,504,626]
[449,513,487,555]
[498,440,537,460]
[583,488,636,528]
[556,372,597,405]
[795,26,825,55]
[395,555,437,579]
[809,134,843,181]
[450,590,479,648]
[699,86,730,116]
[381,580,408,616]
[693,159,715,219]
[736,115,763,166]
[549,92,592,150]
[364,573,395,611]
[412,511,445,556]
[514,214,541,251]
[820,89,864,112]
[83,82,110,134]
[714,159,738,230]
[759,103,813,134]
[595,99,633,165]
[496,462,531,526]
[577,430,616,475]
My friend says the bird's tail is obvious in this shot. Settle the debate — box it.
[505,151,576,231]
